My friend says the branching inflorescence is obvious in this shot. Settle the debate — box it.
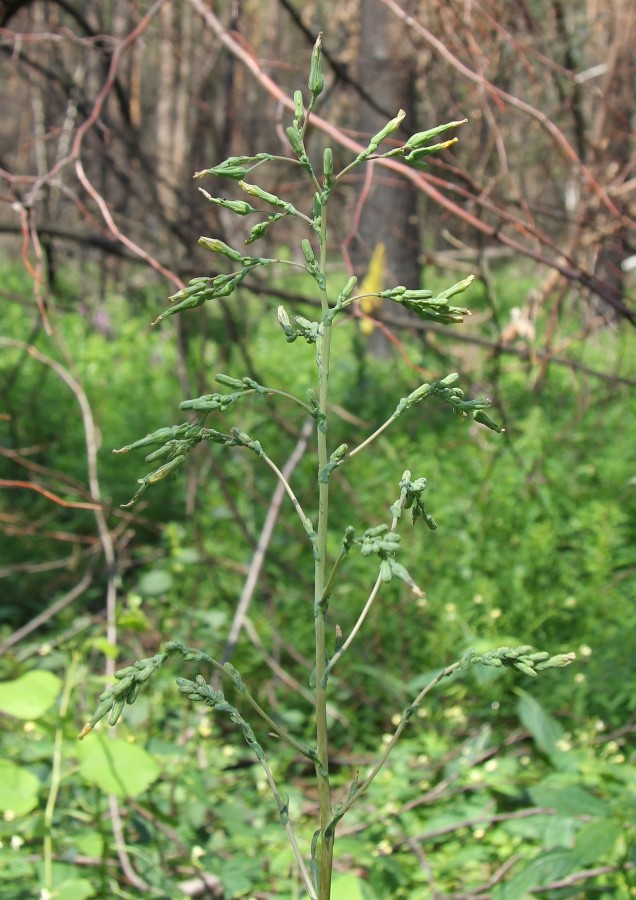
[81,34,574,900]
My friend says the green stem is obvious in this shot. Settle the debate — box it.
[261,453,316,550]
[236,386,315,417]
[324,573,383,678]
[314,200,333,900]
[263,388,314,415]
[330,661,461,826]
[258,755,318,899]
[325,507,402,677]
[347,414,397,461]
[187,649,315,761]
[319,543,350,610]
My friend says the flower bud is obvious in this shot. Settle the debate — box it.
[308,32,324,98]
[198,237,244,260]
[294,90,304,121]
[286,125,304,158]
[323,147,333,178]
[403,119,467,150]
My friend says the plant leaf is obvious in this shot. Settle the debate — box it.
[77,734,160,797]
[0,670,61,720]
[515,687,563,757]
[0,760,40,815]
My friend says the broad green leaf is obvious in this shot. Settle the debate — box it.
[85,636,118,659]
[529,784,609,818]
[137,569,173,596]
[219,857,260,896]
[55,879,95,900]
[71,831,104,858]
[77,734,160,797]
[574,819,622,865]
[0,670,61,719]
[116,608,151,631]
[516,688,563,757]
[542,815,576,850]
[0,760,40,815]
[332,872,377,900]
[494,848,577,900]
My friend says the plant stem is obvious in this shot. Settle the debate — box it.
[325,573,383,677]
[258,755,318,899]
[179,646,316,760]
[347,413,397,460]
[314,200,334,899]
[261,452,315,541]
[334,661,461,824]
[325,503,403,677]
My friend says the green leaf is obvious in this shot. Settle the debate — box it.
[0,670,61,719]
[55,879,96,900]
[71,831,104,857]
[494,849,577,900]
[542,815,576,850]
[515,688,563,757]
[0,760,40,815]
[136,569,174,596]
[77,734,160,797]
[219,857,260,896]
[529,784,609,818]
[332,872,377,900]
[574,819,622,865]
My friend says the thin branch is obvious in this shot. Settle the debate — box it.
[241,616,348,727]
[260,451,315,543]
[107,794,150,893]
[186,0,635,324]
[0,479,102,510]
[0,568,94,654]
[377,0,624,221]
[221,418,313,666]
[0,337,117,652]
[324,573,383,677]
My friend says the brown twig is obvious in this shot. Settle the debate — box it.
[186,0,635,324]
[0,479,102,510]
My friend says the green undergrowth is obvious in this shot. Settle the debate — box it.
[1,255,635,896]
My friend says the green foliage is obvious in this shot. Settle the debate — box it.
[74,37,576,900]
[1,248,634,894]
[1,33,634,900]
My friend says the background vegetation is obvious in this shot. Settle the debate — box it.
[1,1,635,898]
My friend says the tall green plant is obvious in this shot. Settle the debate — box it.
[80,35,574,899]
